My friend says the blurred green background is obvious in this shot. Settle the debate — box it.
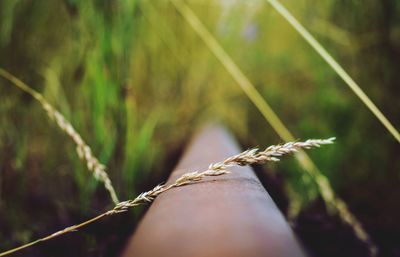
[0,0,399,256]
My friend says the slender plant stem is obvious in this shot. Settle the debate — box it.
[0,213,108,257]
[0,138,333,256]
[266,0,400,144]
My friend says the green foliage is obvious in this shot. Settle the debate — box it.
[0,0,399,254]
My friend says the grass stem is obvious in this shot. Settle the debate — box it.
[0,138,333,256]
[266,0,400,144]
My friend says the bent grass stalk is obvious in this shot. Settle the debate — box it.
[0,68,119,205]
[168,1,377,255]
[0,138,334,256]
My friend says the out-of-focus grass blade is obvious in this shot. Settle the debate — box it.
[266,0,400,144]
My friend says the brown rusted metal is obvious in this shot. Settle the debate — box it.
[122,124,306,257]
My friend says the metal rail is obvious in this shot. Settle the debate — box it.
[122,124,306,257]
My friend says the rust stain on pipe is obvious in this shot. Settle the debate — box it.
[122,124,306,257]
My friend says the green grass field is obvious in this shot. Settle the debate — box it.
[0,1,399,256]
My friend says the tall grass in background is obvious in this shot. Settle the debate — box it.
[0,0,141,249]
[0,0,399,255]
[0,0,243,249]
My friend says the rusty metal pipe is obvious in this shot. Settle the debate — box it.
[122,124,306,257]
